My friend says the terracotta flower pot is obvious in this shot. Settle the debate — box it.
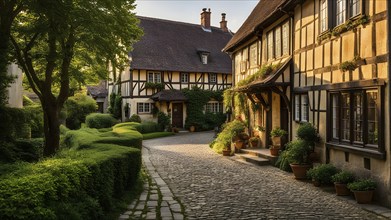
[250,141,258,148]
[312,180,321,187]
[235,140,244,152]
[270,147,280,156]
[189,125,195,132]
[290,164,312,180]
[222,149,231,156]
[352,190,374,204]
[334,183,351,196]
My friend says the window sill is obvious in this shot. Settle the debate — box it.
[326,142,385,160]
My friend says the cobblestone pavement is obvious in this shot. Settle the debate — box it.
[122,131,391,219]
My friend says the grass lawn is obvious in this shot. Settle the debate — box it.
[143,132,175,140]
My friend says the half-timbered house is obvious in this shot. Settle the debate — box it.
[224,0,391,206]
[109,9,232,128]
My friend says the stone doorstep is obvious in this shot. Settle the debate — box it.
[240,148,279,164]
[234,153,270,166]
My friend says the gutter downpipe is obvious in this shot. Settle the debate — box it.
[386,0,391,207]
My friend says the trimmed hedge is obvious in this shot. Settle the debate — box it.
[0,122,143,219]
[0,144,141,219]
[85,113,118,129]
[143,132,175,140]
[64,94,97,130]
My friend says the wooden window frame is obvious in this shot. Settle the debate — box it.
[282,21,290,56]
[209,73,217,83]
[205,101,223,113]
[137,102,152,114]
[267,31,274,60]
[294,93,309,122]
[327,87,384,159]
[319,0,329,33]
[181,72,189,83]
[147,71,162,83]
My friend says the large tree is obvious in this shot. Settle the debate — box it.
[10,0,142,156]
[0,0,25,106]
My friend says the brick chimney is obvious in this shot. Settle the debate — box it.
[220,13,228,32]
[201,8,211,30]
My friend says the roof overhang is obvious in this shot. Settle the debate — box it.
[150,90,188,102]
[235,57,292,93]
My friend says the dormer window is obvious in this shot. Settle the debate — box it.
[197,49,210,65]
[202,54,208,64]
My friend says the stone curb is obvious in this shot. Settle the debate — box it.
[118,146,185,220]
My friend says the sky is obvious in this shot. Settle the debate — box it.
[134,0,259,32]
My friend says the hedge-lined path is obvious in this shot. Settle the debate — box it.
[119,146,185,220]
[135,131,391,219]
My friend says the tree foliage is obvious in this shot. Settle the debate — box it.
[8,0,142,156]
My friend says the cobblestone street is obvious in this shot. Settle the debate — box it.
[122,131,391,219]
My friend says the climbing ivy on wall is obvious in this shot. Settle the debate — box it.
[183,86,225,130]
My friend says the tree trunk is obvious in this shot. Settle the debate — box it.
[43,103,61,156]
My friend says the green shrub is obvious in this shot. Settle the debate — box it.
[284,139,312,164]
[270,127,287,137]
[0,107,29,140]
[64,94,97,130]
[347,179,376,191]
[275,150,292,172]
[86,113,117,129]
[307,164,339,185]
[135,121,159,134]
[211,120,246,153]
[25,105,44,138]
[296,122,320,146]
[331,171,355,184]
[108,93,122,119]
[128,114,141,123]
[0,144,141,219]
[157,112,170,131]
[143,132,174,140]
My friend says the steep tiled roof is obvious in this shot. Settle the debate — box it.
[130,16,233,74]
[223,0,289,52]
[87,81,108,98]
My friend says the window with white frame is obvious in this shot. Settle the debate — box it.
[320,0,328,32]
[202,54,208,64]
[181,73,188,83]
[148,72,161,83]
[209,73,217,83]
[294,94,309,122]
[205,102,223,113]
[137,103,152,114]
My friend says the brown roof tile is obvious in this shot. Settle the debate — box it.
[131,16,233,74]
[223,0,289,52]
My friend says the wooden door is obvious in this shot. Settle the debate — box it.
[172,103,183,128]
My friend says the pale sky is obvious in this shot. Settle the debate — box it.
[134,0,259,32]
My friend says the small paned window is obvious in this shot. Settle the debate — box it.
[205,102,223,113]
[210,73,217,83]
[294,94,309,122]
[181,73,188,83]
[137,103,152,114]
[274,27,282,58]
[320,0,328,32]
[249,43,258,68]
[282,22,289,55]
[202,54,208,64]
[148,72,161,83]
[350,0,360,18]
[336,0,346,26]
[329,89,380,149]
[267,31,274,60]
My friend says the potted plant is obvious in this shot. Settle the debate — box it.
[249,137,260,148]
[285,139,313,179]
[297,123,321,162]
[270,127,287,147]
[347,179,377,204]
[331,171,355,196]
[234,132,249,151]
[222,144,232,156]
[307,164,339,187]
